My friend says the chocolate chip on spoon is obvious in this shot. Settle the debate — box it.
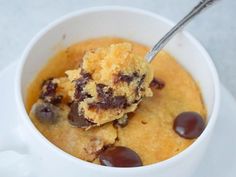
[74,70,92,101]
[68,102,95,128]
[114,72,134,84]
[99,146,143,167]
[173,112,205,139]
[88,84,129,110]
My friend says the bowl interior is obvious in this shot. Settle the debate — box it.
[20,7,216,124]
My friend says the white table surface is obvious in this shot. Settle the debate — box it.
[1,0,235,97]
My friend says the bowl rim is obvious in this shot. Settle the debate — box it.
[15,5,220,172]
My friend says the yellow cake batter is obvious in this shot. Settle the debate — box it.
[26,37,206,165]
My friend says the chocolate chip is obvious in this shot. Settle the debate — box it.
[96,84,113,99]
[88,102,104,110]
[50,95,63,105]
[99,146,143,167]
[114,73,134,84]
[68,102,95,128]
[113,115,128,128]
[80,69,92,80]
[41,78,57,94]
[150,78,165,89]
[135,74,146,95]
[114,72,142,85]
[133,72,139,78]
[34,102,59,124]
[74,90,92,102]
[40,78,57,98]
[40,78,63,105]
[89,84,128,110]
[89,96,128,110]
[74,81,91,102]
[111,96,128,109]
[139,74,146,85]
[173,112,205,139]
[74,70,92,101]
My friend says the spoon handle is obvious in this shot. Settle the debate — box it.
[146,0,220,63]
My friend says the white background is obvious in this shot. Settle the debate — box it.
[0,0,235,96]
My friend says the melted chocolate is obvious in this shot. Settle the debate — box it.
[50,95,63,105]
[114,73,134,84]
[173,112,205,139]
[150,78,165,89]
[80,69,92,80]
[96,84,113,98]
[99,146,143,167]
[68,102,95,128]
[34,102,59,124]
[89,84,128,110]
[40,78,63,105]
[110,96,128,109]
[89,96,128,110]
[41,78,57,96]
[74,71,92,101]
[135,74,146,95]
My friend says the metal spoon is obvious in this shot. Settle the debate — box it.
[145,0,220,63]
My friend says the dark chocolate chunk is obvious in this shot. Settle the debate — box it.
[49,95,63,105]
[150,78,165,89]
[96,84,113,99]
[80,69,92,80]
[139,74,146,85]
[68,102,95,128]
[89,84,128,110]
[41,78,57,96]
[173,112,205,139]
[135,74,146,95]
[74,72,92,101]
[88,102,105,110]
[133,72,139,78]
[110,96,128,109]
[40,78,63,105]
[114,72,142,85]
[99,146,143,167]
[40,78,57,98]
[89,96,128,110]
[74,78,88,97]
[34,102,59,124]
[114,73,134,84]
[74,90,92,102]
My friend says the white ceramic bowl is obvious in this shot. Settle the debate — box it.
[10,6,220,177]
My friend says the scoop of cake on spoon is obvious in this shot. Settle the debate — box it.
[64,0,220,129]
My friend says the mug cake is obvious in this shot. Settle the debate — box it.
[26,37,206,167]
